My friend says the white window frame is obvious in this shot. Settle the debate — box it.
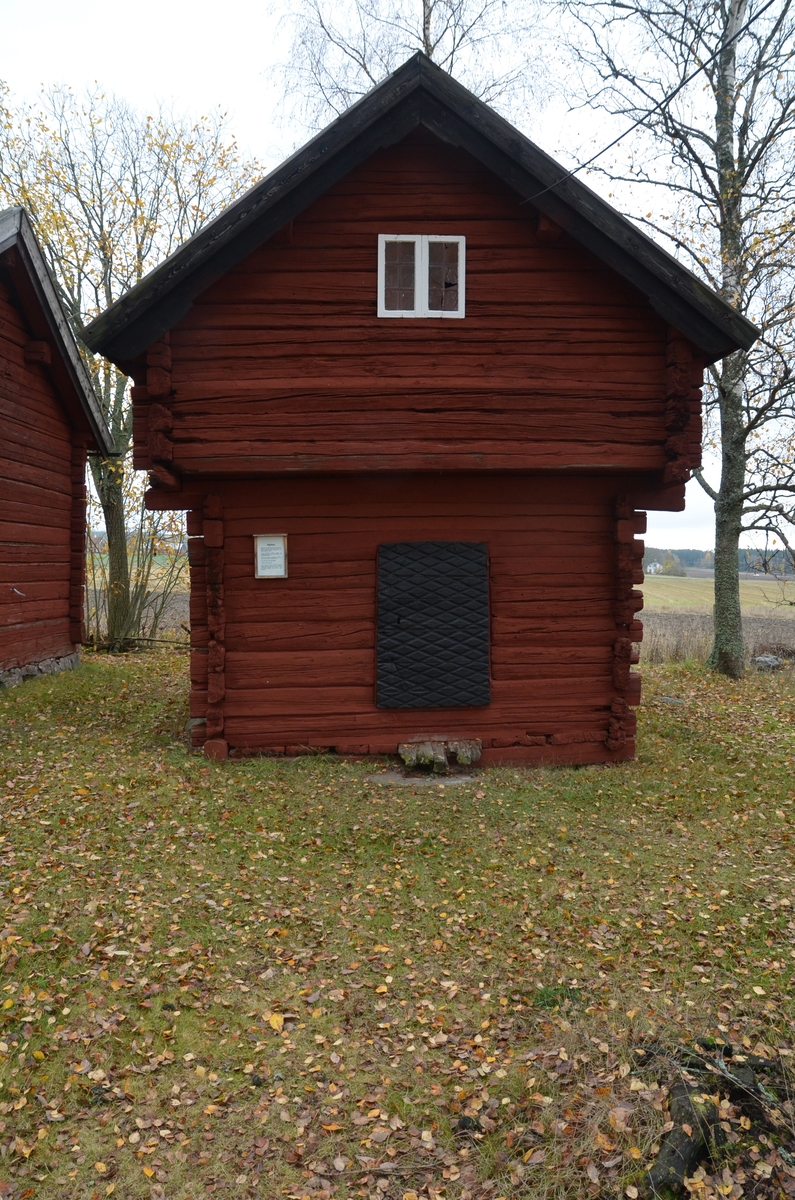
[377,234,466,319]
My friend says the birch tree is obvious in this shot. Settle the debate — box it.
[277,0,540,130]
[556,0,795,677]
[0,86,260,645]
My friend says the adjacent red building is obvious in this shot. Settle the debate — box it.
[84,56,757,765]
[1,209,112,688]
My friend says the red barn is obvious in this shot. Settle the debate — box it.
[1,209,112,687]
[84,56,756,766]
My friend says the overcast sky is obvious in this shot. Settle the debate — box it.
[0,0,732,550]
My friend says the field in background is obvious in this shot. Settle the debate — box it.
[0,651,794,1199]
[642,574,795,617]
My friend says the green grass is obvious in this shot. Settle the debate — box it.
[1,651,794,1198]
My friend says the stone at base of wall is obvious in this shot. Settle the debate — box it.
[0,651,80,689]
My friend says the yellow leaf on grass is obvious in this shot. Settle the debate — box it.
[143,1166,154,1177]
[322,1123,342,1131]
[628,1146,643,1160]
[268,1012,284,1032]
[752,986,766,996]
[375,984,388,994]
[94,1161,107,1172]
[373,945,390,953]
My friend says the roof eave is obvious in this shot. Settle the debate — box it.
[0,208,114,456]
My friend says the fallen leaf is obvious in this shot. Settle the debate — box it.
[586,1163,600,1183]
[609,1106,633,1133]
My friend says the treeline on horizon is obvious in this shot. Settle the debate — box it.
[643,547,794,573]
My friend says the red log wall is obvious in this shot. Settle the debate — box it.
[131,128,702,481]
[184,474,645,764]
[0,278,86,671]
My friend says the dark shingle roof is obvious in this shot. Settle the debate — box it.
[83,53,758,367]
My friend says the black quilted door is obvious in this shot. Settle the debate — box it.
[376,541,490,708]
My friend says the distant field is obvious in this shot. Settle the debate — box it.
[642,572,795,616]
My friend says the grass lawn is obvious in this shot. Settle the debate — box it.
[1,652,794,1200]
[642,574,795,616]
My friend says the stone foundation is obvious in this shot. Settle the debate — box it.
[0,651,80,689]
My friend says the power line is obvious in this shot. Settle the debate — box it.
[524,0,780,203]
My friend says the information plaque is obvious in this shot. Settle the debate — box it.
[254,534,288,578]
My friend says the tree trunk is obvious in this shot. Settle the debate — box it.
[91,456,130,646]
[710,353,746,677]
[710,0,748,678]
[422,0,433,56]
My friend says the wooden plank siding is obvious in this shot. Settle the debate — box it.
[133,129,680,479]
[0,277,84,671]
[185,474,643,764]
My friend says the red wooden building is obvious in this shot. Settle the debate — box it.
[84,56,756,765]
[1,209,112,687]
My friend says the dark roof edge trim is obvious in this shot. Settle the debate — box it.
[0,207,114,455]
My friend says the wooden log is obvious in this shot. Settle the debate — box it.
[643,1082,725,1197]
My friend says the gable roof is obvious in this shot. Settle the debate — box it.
[0,208,113,455]
[83,53,758,368]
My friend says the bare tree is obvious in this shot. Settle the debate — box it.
[276,0,541,130]
[0,86,261,646]
[556,0,795,677]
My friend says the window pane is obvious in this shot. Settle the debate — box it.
[384,240,415,311]
[428,241,459,311]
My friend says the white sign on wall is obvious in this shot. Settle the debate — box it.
[254,534,288,578]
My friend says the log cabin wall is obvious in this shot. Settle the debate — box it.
[183,474,645,764]
[0,276,84,677]
[133,129,698,482]
[83,60,756,764]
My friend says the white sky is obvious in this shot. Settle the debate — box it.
[0,0,739,551]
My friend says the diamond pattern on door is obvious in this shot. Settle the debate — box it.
[377,541,490,708]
